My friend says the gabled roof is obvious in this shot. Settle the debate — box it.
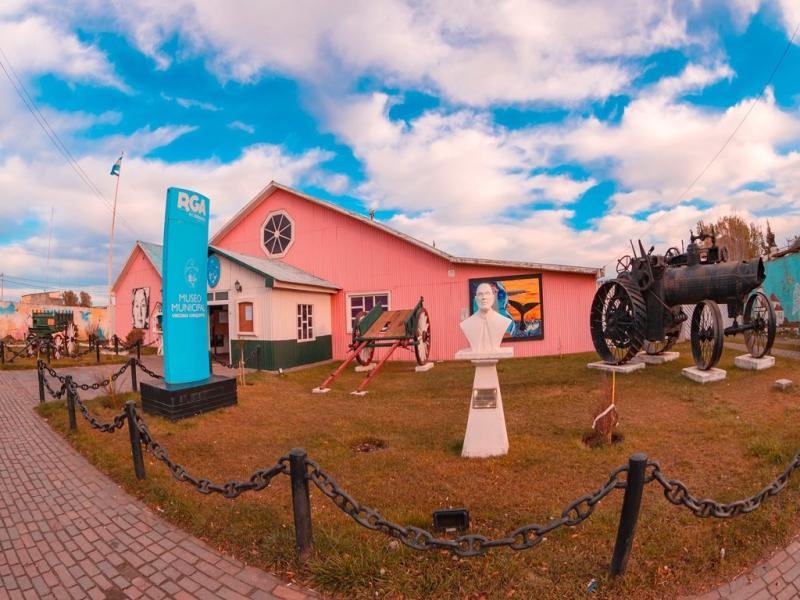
[210,181,603,277]
[138,241,163,276]
[111,241,163,293]
[209,245,339,291]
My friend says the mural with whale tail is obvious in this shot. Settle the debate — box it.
[0,301,110,341]
[468,274,544,341]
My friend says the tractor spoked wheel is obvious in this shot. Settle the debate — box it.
[743,291,776,358]
[590,279,647,364]
[690,300,723,370]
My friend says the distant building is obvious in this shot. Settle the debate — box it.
[19,291,64,305]
[769,293,785,326]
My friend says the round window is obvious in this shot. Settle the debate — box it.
[261,211,294,257]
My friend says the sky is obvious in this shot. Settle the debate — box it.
[1,0,799,304]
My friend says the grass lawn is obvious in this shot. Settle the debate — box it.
[37,344,800,600]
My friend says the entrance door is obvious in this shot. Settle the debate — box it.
[209,304,230,357]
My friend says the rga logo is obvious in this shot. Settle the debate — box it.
[177,191,207,220]
[184,259,200,288]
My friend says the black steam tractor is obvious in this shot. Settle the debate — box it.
[590,229,776,370]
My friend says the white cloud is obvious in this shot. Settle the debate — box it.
[0,143,336,304]
[329,93,594,220]
[227,120,255,134]
[50,0,700,105]
[0,15,129,90]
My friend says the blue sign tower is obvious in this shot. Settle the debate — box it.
[162,187,211,384]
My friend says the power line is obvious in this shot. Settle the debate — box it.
[0,45,142,241]
[605,19,800,269]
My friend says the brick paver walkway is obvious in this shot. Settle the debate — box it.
[0,360,319,600]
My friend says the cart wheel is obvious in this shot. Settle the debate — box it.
[65,322,78,356]
[51,334,64,360]
[353,313,375,366]
[590,280,646,364]
[26,334,37,357]
[690,300,723,370]
[414,307,431,366]
[355,344,375,366]
[743,291,776,358]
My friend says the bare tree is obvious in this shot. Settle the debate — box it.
[62,290,79,306]
[79,291,92,307]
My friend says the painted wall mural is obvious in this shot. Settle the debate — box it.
[468,274,544,341]
[0,301,110,340]
[131,287,150,329]
[763,254,800,326]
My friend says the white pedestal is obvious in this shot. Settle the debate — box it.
[354,363,376,373]
[775,379,793,390]
[637,352,679,365]
[734,354,775,371]
[456,348,513,458]
[587,360,645,374]
[682,367,726,384]
[415,362,435,372]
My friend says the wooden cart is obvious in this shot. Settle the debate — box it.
[314,297,431,394]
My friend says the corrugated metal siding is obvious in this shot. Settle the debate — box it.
[215,188,599,361]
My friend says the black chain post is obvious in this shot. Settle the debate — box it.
[37,361,45,403]
[0,340,5,365]
[289,448,313,561]
[114,335,119,356]
[209,351,213,374]
[65,376,77,431]
[125,401,146,480]
[136,340,141,362]
[256,346,261,372]
[129,357,138,392]
[610,453,647,577]
[95,339,101,364]
[46,341,51,364]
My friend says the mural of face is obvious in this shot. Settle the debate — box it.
[475,283,495,313]
[132,287,150,329]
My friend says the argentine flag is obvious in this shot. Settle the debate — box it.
[110,155,122,176]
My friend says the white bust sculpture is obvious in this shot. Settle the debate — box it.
[460,283,512,354]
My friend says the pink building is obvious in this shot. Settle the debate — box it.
[112,182,602,370]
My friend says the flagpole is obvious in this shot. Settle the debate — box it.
[107,151,123,306]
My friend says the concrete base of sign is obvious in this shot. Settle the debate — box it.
[141,375,237,420]
[682,366,727,384]
[350,390,368,397]
[311,387,331,394]
[456,349,513,459]
[354,363,376,373]
[415,362,435,372]
[775,379,793,390]
[637,352,680,365]
[587,360,645,374]
[734,354,775,371]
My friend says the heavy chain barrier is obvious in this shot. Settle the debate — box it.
[648,456,800,518]
[304,457,628,557]
[39,364,67,399]
[135,360,163,379]
[134,415,289,497]
[211,344,261,369]
[73,361,131,391]
[69,383,128,433]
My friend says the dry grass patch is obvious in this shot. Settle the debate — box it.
[2,350,130,370]
[37,344,800,600]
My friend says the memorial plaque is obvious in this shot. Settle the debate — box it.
[472,388,497,409]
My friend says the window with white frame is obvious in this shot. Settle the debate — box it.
[297,304,314,341]
[347,293,390,333]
